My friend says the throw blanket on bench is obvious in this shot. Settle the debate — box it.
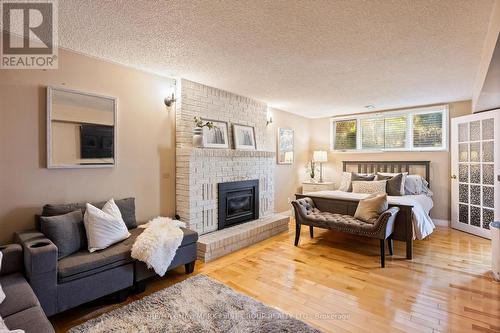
[131,217,185,276]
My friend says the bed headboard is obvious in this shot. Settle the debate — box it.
[342,160,431,186]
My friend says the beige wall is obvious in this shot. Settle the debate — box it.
[309,101,472,221]
[0,49,310,243]
[266,108,310,213]
[0,49,177,244]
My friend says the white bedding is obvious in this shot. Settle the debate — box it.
[303,190,435,240]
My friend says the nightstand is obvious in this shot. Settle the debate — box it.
[302,181,335,193]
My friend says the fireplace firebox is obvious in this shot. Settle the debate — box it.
[218,180,259,230]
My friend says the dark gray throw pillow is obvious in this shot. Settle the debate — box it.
[42,197,137,229]
[348,173,375,192]
[376,173,403,196]
[40,210,86,259]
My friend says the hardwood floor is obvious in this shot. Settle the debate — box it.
[52,220,500,333]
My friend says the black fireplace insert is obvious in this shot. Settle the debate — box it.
[218,180,259,230]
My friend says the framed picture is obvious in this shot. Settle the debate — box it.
[202,119,229,148]
[277,128,294,164]
[233,124,256,150]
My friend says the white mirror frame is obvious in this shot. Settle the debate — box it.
[47,86,117,169]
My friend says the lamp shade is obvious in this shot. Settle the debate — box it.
[313,150,328,162]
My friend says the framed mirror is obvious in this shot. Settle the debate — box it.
[47,86,117,168]
[277,127,294,164]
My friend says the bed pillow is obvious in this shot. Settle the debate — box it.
[404,175,433,197]
[352,180,387,194]
[348,173,375,192]
[354,193,388,224]
[376,173,404,196]
[40,210,86,259]
[84,199,131,253]
[338,172,351,191]
[377,172,407,195]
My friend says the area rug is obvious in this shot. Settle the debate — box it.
[68,274,321,333]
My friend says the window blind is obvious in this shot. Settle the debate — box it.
[413,112,443,148]
[333,119,357,150]
[384,115,407,149]
[361,118,384,149]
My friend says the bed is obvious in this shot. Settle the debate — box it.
[295,160,434,259]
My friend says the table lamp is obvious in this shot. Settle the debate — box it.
[313,151,328,183]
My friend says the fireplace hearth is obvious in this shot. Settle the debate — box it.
[218,180,259,230]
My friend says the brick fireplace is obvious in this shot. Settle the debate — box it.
[175,79,289,262]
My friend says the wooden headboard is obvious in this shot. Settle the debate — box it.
[342,160,431,186]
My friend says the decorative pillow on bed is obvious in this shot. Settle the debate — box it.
[338,172,352,191]
[354,193,388,223]
[348,173,375,192]
[375,173,404,196]
[351,180,387,194]
[377,172,407,195]
[404,175,433,196]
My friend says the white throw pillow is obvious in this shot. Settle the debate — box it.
[0,252,5,304]
[377,172,407,196]
[352,180,387,194]
[84,199,130,252]
[338,172,352,191]
[0,316,24,333]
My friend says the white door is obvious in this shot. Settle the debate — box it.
[451,110,500,239]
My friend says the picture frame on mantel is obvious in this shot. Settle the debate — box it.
[277,127,294,164]
[202,119,229,149]
[233,124,256,150]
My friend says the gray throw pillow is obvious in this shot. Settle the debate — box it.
[40,210,86,259]
[42,197,137,229]
[376,173,404,196]
[348,173,375,192]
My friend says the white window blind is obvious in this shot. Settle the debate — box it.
[330,105,447,151]
[361,118,384,149]
[384,115,407,149]
[413,111,443,148]
[332,119,357,150]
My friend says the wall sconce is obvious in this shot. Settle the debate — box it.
[266,108,273,126]
[164,93,176,107]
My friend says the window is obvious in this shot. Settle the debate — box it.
[332,119,357,150]
[330,105,448,151]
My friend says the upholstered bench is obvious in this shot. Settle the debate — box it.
[291,197,399,267]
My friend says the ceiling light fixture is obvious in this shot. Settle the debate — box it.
[364,105,375,109]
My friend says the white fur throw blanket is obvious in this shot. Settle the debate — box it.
[131,217,185,277]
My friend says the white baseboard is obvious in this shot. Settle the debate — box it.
[278,209,293,217]
[432,219,450,227]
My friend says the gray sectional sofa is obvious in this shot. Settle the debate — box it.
[15,198,198,316]
[0,244,54,333]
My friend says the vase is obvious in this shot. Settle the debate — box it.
[193,127,203,148]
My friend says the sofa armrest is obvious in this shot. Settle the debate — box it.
[15,230,58,316]
[0,244,23,275]
[374,207,400,239]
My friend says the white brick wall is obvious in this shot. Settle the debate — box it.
[176,80,275,235]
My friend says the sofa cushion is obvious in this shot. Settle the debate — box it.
[40,210,86,259]
[42,197,137,229]
[57,226,198,283]
[57,228,141,283]
[3,306,55,333]
[0,273,39,318]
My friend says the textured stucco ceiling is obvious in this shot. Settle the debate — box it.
[58,0,494,118]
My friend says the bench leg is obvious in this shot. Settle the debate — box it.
[185,261,195,274]
[380,239,385,268]
[294,223,301,246]
[388,238,393,256]
[309,226,314,238]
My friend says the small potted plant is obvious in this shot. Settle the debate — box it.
[306,161,318,182]
[193,116,215,148]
